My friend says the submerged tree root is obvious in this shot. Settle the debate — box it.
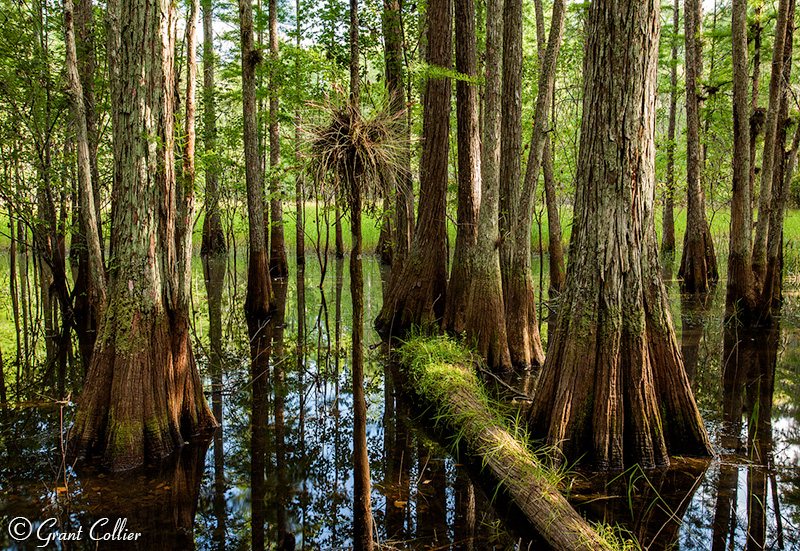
[397,336,619,551]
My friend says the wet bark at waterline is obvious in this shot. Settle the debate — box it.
[239,0,273,324]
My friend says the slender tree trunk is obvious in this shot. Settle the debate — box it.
[376,196,393,264]
[761,0,795,319]
[75,0,102,253]
[350,168,373,551]
[240,0,274,327]
[534,0,565,294]
[268,0,288,278]
[295,0,305,266]
[528,0,712,469]
[201,0,226,258]
[752,0,791,276]
[679,0,718,293]
[383,0,413,268]
[179,0,198,308]
[68,0,216,470]
[662,0,679,253]
[0,345,6,405]
[64,0,106,312]
[8,210,21,397]
[749,3,763,203]
[442,0,481,334]
[463,0,510,370]
[726,0,756,321]
[335,203,345,258]
[375,0,451,340]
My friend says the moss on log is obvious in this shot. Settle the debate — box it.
[397,335,621,551]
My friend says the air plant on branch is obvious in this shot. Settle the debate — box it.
[299,88,409,214]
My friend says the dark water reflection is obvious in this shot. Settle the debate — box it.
[1,253,800,549]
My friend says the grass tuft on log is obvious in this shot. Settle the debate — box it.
[397,333,637,551]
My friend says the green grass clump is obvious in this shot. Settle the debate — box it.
[397,333,557,484]
[590,523,642,551]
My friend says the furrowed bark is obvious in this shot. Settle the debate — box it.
[528,0,712,469]
[442,0,481,334]
[752,0,791,276]
[463,0,511,371]
[68,0,215,469]
[375,0,450,340]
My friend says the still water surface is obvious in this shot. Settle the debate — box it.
[1,253,799,550]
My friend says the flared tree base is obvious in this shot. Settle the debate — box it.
[69,299,216,471]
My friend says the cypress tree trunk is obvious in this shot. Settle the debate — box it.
[295,0,305,266]
[75,0,102,254]
[749,4,763,201]
[499,0,545,367]
[240,0,274,327]
[528,0,712,470]
[375,0,450,340]
[442,0,480,334]
[726,0,755,320]
[268,0,288,278]
[68,0,216,470]
[752,0,791,277]
[463,0,511,370]
[533,0,565,295]
[383,0,413,268]
[761,0,795,319]
[201,0,226,258]
[679,0,718,293]
[662,0,678,253]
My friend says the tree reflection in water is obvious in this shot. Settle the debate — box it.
[5,257,800,549]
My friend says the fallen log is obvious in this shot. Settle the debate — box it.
[397,335,620,551]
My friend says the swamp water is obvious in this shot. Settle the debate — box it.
[0,252,799,550]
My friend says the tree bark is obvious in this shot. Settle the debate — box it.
[240,0,274,326]
[383,0,413,268]
[295,0,305,265]
[533,0,565,295]
[726,0,755,322]
[350,167,373,551]
[64,0,107,335]
[662,0,678,253]
[749,4,762,202]
[200,0,226,257]
[761,0,795,319]
[463,0,511,370]
[68,0,216,470]
[528,0,712,470]
[179,0,198,305]
[75,0,103,255]
[752,0,791,277]
[375,0,450,340]
[442,0,481,334]
[268,0,288,278]
[679,0,718,293]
